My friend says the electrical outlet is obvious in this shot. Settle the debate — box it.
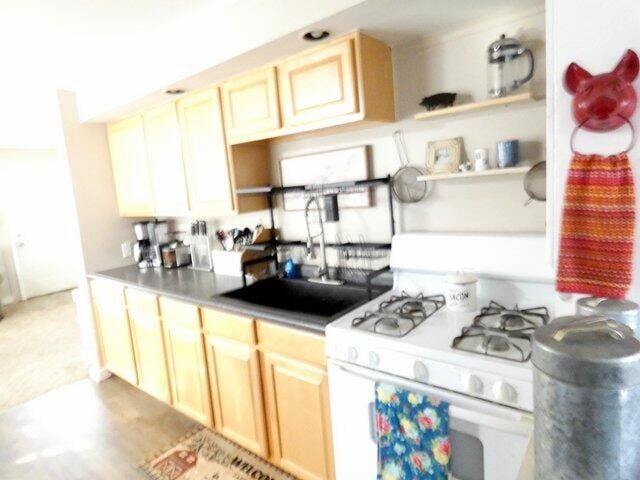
[121,241,133,258]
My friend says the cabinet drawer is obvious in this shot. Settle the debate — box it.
[91,279,126,310]
[125,288,159,318]
[159,297,201,330]
[202,308,256,344]
[256,321,325,367]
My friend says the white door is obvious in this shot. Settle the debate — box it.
[0,150,78,299]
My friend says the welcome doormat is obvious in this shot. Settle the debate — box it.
[141,428,296,480]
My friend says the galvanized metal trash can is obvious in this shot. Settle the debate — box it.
[532,315,640,480]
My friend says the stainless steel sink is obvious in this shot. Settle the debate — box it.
[214,277,379,321]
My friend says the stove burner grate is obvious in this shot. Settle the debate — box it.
[451,301,549,362]
[352,292,445,337]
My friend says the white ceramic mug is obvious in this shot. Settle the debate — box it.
[474,148,490,171]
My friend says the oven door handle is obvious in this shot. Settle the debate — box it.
[331,360,533,436]
[449,405,532,435]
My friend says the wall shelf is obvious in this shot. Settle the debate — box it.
[414,92,542,121]
[417,165,531,182]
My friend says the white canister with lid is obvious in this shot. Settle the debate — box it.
[445,271,478,312]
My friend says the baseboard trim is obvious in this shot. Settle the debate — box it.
[88,365,112,383]
[1,295,14,306]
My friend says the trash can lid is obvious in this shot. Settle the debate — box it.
[532,315,640,387]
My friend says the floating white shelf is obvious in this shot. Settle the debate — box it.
[414,92,542,121]
[417,165,531,182]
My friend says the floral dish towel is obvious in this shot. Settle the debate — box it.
[375,382,451,480]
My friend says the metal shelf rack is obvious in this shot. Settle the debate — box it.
[236,175,396,274]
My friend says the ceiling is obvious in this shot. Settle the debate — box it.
[0,0,544,127]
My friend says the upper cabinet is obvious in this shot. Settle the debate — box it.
[107,116,154,217]
[221,67,281,142]
[222,32,394,144]
[142,103,190,216]
[178,88,234,216]
[278,38,358,127]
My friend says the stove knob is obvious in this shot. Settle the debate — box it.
[462,374,484,394]
[493,381,517,403]
[369,352,380,367]
[413,360,429,381]
[347,347,359,362]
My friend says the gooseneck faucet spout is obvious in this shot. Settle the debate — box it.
[304,196,344,285]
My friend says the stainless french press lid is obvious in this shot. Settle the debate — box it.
[532,315,640,387]
[488,34,524,63]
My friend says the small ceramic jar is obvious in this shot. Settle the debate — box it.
[445,271,478,312]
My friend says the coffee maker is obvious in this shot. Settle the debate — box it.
[133,220,169,268]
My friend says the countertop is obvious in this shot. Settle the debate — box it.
[88,264,375,334]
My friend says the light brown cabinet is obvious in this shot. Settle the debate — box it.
[203,309,268,457]
[142,103,190,216]
[126,289,171,403]
[177,88,235,216]
[278,38,358,128]
[91,280,138,385]
[107,116,155,217]
[220,67,281,141]
[160,297,213,427]
[258,321,335,480]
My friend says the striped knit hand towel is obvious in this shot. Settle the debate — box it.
[556,153,636,299]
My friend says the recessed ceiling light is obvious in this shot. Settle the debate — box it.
[165,88,185,95]
[302,30,330,42]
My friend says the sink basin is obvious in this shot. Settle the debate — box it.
[214,277,377,322]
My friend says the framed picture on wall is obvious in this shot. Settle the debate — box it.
[279,146,371,210]
[427,137,462,174]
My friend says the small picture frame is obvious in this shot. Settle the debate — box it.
[427,137,462,174]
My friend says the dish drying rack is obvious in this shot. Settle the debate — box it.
[235,175,395,289]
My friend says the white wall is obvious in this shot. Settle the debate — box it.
[548,0,640,311]
[55,90,138,381]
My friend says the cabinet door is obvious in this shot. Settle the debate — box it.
[92,281,138,385]
[278,39,358,127]
[161,300,212,427]
[261,352,335,480]
[205,335,268,456]
[126,289,171,403]
[107,116,155,217]
[221,67,280,140]
[143,103,190,216]
[177,88,234,216]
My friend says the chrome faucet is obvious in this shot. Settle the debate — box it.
[304,196,344,285]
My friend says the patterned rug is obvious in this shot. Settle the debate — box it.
[141,428,296,480]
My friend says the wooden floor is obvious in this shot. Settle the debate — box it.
[0,376,199,480]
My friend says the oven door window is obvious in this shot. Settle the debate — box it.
[450,430,484,480]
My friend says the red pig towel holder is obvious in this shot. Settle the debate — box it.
[566,49,639,153]
[556,49,638,299]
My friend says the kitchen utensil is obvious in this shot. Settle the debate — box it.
[497,140,519,168]
[576,296,640,338]
[532,315,640,480]
[487,34,534,98]
[473,148,490,171]
[444,271,478,312]
[523,161,546,205]
[391,130,430,203]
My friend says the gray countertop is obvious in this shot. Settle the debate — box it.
[88,264,377,334]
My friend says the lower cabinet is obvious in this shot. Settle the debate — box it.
[160,297,213,427]
[126,289,171,403]
[258,321,335,480]
[90,281,335,480]
[205,335,269,456]
[91,280,138,385]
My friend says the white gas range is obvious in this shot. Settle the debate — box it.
[325,233,555,480]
